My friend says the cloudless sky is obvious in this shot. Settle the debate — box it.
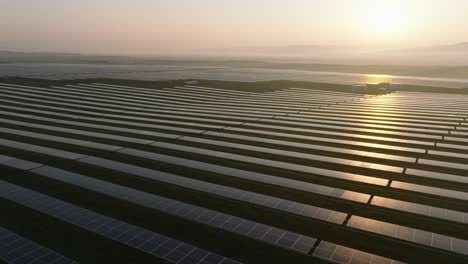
[1,0,467,54]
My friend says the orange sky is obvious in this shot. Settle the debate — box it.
[1,0,467,54]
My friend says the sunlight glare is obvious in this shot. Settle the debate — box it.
[366,74,393,84]
[367,1,406,36]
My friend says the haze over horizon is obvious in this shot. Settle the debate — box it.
[2,0,468,55]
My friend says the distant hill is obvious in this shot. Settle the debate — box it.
[197,45,368,60]
[0,50,81,56]
[394,42,468,53]
[2,42,468,66]
[242,43,468,55]
[226,45,360,54]
[431,42,468,52]
[364,43,468,65]
[197,43,468,65]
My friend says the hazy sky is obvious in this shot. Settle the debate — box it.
[1,0,467,54]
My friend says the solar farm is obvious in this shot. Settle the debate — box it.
[0,79,467,264]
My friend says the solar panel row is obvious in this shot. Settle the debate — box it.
[0,180,240,264]
[0,81,467,263]
[0,227,77,264]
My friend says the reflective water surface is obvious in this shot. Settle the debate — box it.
[1,63,468,88]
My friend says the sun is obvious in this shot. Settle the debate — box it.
[371,13,402,35]
[367,1,405,36]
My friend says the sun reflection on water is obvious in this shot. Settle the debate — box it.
[366,74,393,84]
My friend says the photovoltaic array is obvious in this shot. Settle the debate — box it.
[0,81,467,263]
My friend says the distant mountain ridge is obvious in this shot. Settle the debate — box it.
[1,42,468,66]
[206,42,468,55]
[434,42,468,51]
[2,42,468,56]
[393,42,468,53]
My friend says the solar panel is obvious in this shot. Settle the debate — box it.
[152,142,391,185]
[347,216,468,255]
[436,143,468,151]
[255,119,444,139]
[0,117,155,144]
[0,180,239,264]
[1,79,467,263]
[313,241,404,264]
[371,196,468,223]
[419,158,468,171]
[234,124,435,146]
[0,227,78,264]
[274,115,451,134]
[179,135,413,168]
[0,139,85,160]
[0,127,121,151]
[117,147,370,203]
[391,181,468,201]
[406,169,468,184]
[75,156,347,225]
